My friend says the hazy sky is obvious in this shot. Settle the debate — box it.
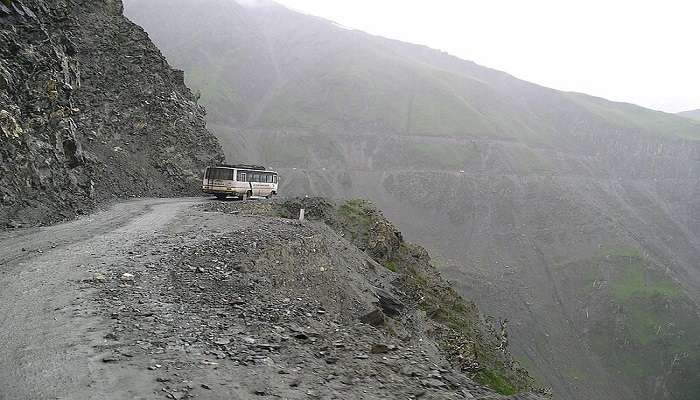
[272,0,699,113]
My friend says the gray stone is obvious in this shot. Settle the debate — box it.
[360,309,386,327]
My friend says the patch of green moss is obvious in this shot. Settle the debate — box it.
[418,297,472,332]
[337,199,374,244]
[473,369,518,395]
[382,260,398,272]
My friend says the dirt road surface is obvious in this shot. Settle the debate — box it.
[0,198,203,400]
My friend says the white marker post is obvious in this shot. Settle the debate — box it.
[299,208,305,222]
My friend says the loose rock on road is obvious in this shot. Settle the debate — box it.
[0,197,540,400]
[0,198,201,400]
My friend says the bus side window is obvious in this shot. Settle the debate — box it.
[238,171,247,182]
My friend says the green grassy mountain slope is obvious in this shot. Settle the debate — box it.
[122,0,277,127]
[125,0,700,146]
[124,1,700,399]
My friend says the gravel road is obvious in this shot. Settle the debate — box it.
[0,198,204,400]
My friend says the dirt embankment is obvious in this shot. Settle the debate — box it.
[0,197,547,400]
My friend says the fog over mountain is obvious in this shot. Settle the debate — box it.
[678,109,700,122]
[273,0,700,114]
[124,1,700,399]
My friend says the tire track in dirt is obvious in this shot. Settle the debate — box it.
[0,198,203,400]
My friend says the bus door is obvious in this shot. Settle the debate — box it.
[261,173,274,196]
[237,170,252,195]
[237,170,247,191]
[251,172,262,196]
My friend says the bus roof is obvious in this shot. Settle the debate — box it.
[210,164,266,171]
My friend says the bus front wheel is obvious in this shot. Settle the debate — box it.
[243,191,252,201]
[215,194,227,200]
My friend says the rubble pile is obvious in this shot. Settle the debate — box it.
[85,199,546,399]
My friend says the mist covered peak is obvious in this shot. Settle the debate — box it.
[236,0,277,8]
[678,108,700,121]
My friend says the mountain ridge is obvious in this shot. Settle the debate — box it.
[126,0,700,147]
[678,108,700,121]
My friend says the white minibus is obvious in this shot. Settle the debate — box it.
[202,164,278,200]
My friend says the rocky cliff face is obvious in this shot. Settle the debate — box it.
[0,0,223,228]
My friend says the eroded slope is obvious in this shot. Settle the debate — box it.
[85,197,545,398]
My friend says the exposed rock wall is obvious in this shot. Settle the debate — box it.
[0,0,223,228]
